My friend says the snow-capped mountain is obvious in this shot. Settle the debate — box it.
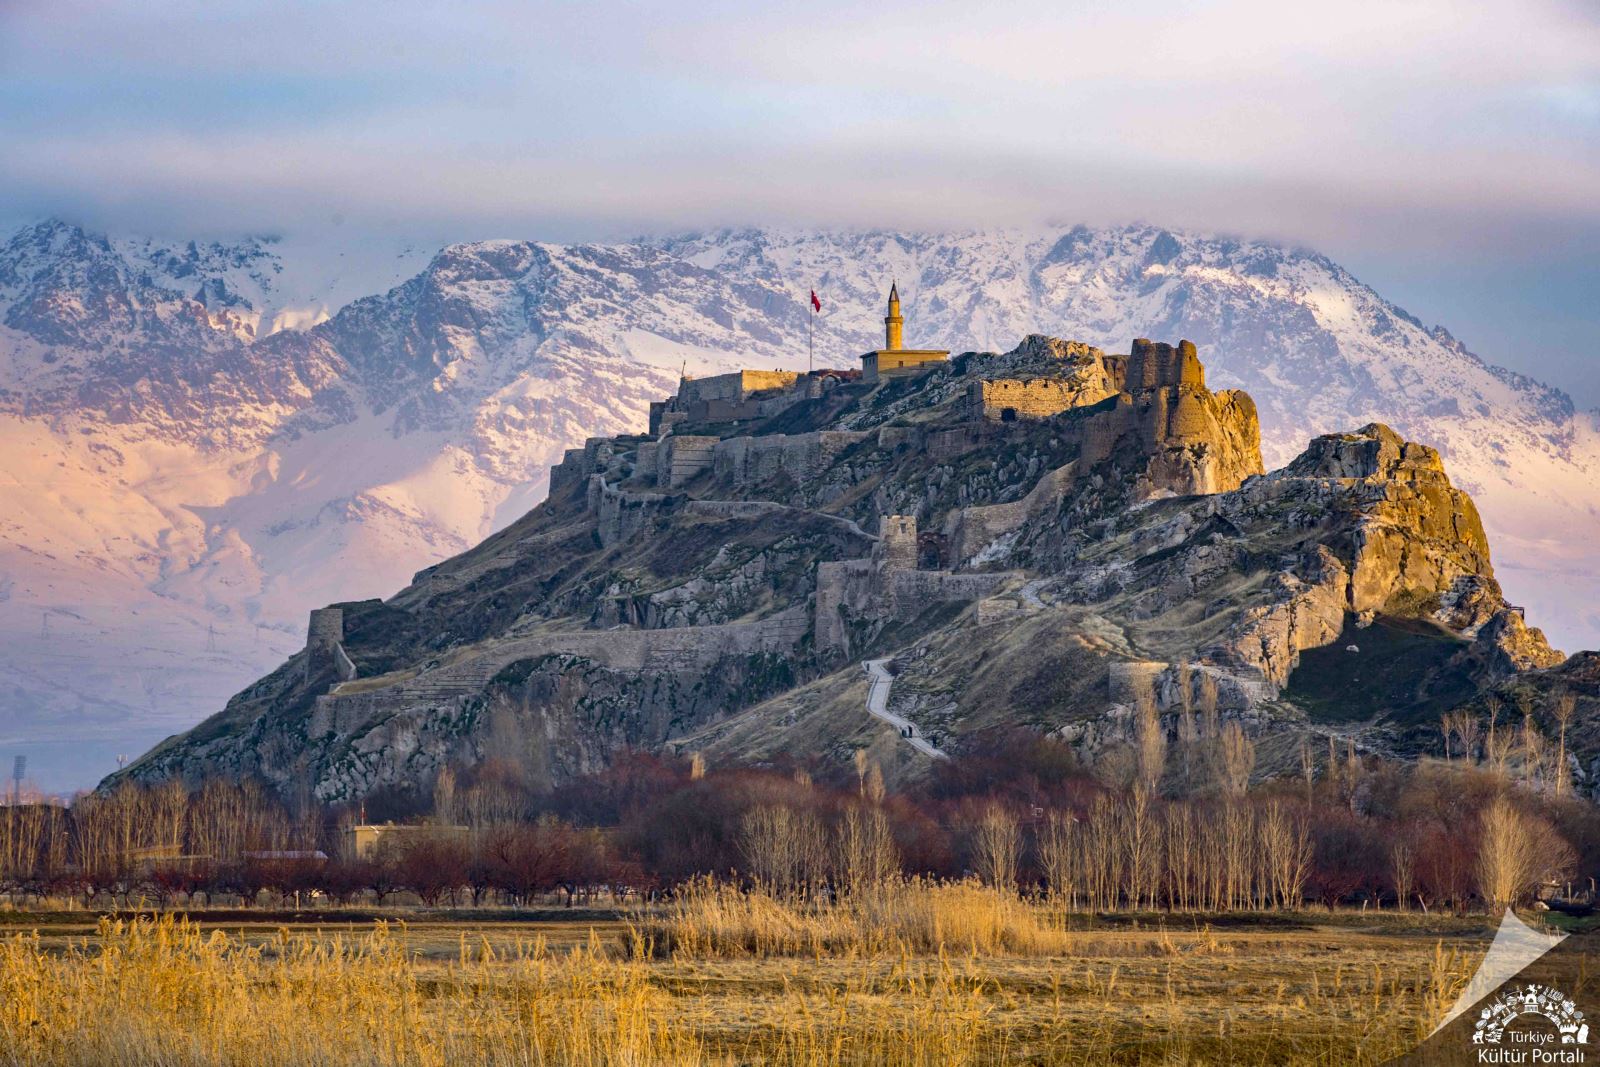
[3,218,1596,789]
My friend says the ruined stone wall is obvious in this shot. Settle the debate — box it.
[311,610,813,743]
[876,425,923,451]
[656,435,719,487]
[553,434,657,493]
[926,424,994,461]
[944,462,1080,565]
[941,365,1262,563]
[876,515,919,569]
[548,448,587,493]
[593,477,677,547]
[711,430,870,486]
[969,379,1079,421]
[968,376,1119,421]
[582,436,617,475]
[307,607,343,650]
[304,607,346,684]
[310,687,403,740]
[1124,339,1205,392]
[684,500,786,520]
[887,569,1015,614]
[678,370,800,406]
[814,559,876,653]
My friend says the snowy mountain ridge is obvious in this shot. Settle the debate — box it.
[2,217,1596,789]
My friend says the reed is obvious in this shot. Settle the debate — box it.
[0,894,1474,1066]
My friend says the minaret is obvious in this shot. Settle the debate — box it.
[884,282,904,351]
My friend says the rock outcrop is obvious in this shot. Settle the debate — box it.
[110,334,1571,801]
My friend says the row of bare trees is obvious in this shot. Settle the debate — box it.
[739,801,899,899]
[0,778,310,886]
[0,718,1587,914]
[1034,795,1312,910]
[1441,690,1578,796]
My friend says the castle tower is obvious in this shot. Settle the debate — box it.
[885,282,904,351]
[876,514,919,570]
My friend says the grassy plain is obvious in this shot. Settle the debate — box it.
[0,888,1493,1066]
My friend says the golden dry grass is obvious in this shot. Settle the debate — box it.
[647,877,1073,958]
[0,890,1483,1066]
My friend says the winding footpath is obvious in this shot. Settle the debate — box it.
[863,658,948,760]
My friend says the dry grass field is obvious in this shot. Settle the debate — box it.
[0,882,1493,1067]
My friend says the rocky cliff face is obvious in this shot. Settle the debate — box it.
[113,336,1566,801]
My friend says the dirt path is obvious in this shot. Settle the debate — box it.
[863,658,947,759]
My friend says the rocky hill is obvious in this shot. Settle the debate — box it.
[116,335,1579,800]
[5,218,1599,788]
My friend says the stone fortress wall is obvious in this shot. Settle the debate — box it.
[309,608,812,740]
[813,514,1019,655]
[304,607,357,684]
[313,333,1259,754]
[943,338,1261,565]
[712,430,871,485]
[969,378,1099,422]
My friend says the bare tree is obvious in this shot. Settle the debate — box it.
[1039,811,1077,908]
[1082,795,1120,910]
[432,766,457,823]
[1520,713,1548,790]
[1551,691,1577,798]
[1457,712,1482,767]
[742,804,827,898]
[971,804,1019,892]
[865,762,886,806]
[1176,664,1199,792]
[1390,838,1414,912]
[837,804,898,897]
[1477,796,1551,909]
[1219,723,1254,798]
[1484,697,1509,778]
[1134,689,1167,797]
[1163,803,1196,911]
[1260,801,1310,909]
[1122,787,1160,909]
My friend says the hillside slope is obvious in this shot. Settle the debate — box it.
[116,337,1574,800]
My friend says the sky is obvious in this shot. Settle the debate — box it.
[1,0,1598,401]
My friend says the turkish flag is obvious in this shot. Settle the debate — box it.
[810,290,821,312]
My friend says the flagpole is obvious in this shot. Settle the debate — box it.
[808,292,814,374]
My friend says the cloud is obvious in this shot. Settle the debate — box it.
[1,0,1597,401]
[2,0,1596,244]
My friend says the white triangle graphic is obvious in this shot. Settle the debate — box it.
[1430,908,1567,1037]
